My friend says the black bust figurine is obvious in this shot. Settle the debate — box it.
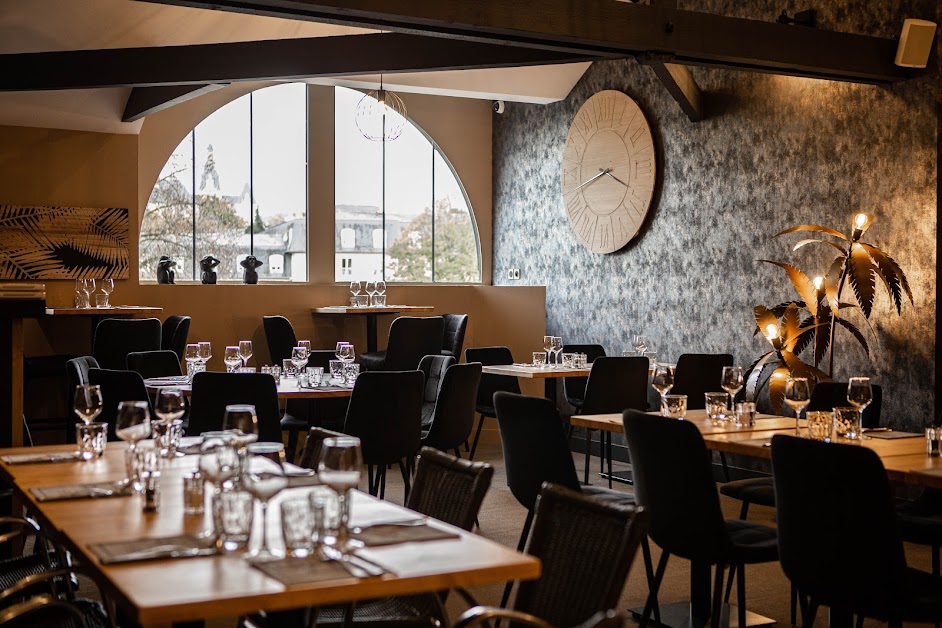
[156,256,176,284]
[199,255,220,285]
[240,255,263,284]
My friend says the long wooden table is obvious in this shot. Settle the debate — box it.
[144,377,355,400]
[312,305,434,353]
[46,305,164,340]
[0,442,539,626]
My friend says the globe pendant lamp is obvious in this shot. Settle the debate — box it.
[355,76,407,142]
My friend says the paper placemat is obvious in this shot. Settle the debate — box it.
[351,523,459,547]
[1,452,82,465]
[88,534,216,565]
[252,556,354,586]
[864,430,922,440]
[31,481,133,502]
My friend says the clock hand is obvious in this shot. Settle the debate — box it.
[564,168,611,195]
[603,171,629,188]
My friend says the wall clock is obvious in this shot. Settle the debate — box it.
[561,90,656,254]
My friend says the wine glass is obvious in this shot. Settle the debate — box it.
[73,384,103,425]
[784,377,811,435]
[99,278,114,307]
[847,377,873,430]
[721,366,744,409]
[116,401,152,489]
[364,281,377,305]
[349,281,362,304]
[632,334,648,354]
[338,343,355,364]
[291,346,308,375]
[198,342,212,371]
[198,437,239,544]
[184,343,200,379]
[82,279,96,308]
[239,340,253,368]
[297,340,312,363]
[223,404,259,449]
[652,364,675,415]
[224,346,241,373]
[542,336,554,367]
[318,437,362,553]
[74,279,89,308]
[551,337,564,368]
[375,280,386,296]
[243,443,288,561]
[154,388,185,423]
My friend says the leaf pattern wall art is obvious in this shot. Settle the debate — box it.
[0,205,129,279]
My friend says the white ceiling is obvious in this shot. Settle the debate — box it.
[0,0,590,134]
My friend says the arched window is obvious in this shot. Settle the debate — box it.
[140,83,308,282]
[334,87,481,283]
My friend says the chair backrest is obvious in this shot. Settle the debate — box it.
[65,355,99,424]
[770,434,908,616]
[580,357,649,415]
[671,353,734,409]
[297,426,348,470]
[126,350,183,379]
[262,315,298,366]
[383,316,446,371]
[513,484,649,627]
[422,362,482,452]
[418,354,456,428]
[621,410,730,563]
[342,370,424,466]
[87,368,152,441]
[188,372,282,443]
[809,381,883,429]
[493,392,582,511]
[562,344,607,405]
[92,318,162,371]
[160,315,191,362]
[407,446,494,531]
[441,314,469,358]
[307,350,339,370]
[465,346,521,414]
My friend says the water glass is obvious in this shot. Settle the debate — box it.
[533,352,547,367]
[374,294,387,307]
[663,395,687,420]
[705,392,731,426]
[152,419,183,458]
[356,294,369,307]
[926,428,941,457]
[834,406,862,440]
[281,498,315,557]
[622,350,639,357]
[183,473,205,515]
[806,411,832,441]
[562,353,576,368]
[128,445,159,493]
[306,367,324,387]
[218,490,255,552]
[328,360,344,383]
[94,293,110,308]
[310,489,339,548]
[576,353,588,368]
[75,422,107,460]
[342,362,360,386]
[734,402,757,428]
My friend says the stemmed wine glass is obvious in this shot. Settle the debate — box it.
[223,404,259,449]
[242,443,288,561]
[115,401,152,489]
[239,340,253,369]
[349,281,362,305]
[847,377,873,432]
[364,281,377,305]
[784,377,811,435]
[542,336,554,367]
[99,278,114,307]
[335,342,354,364]
[291,347,308,375]
[184,344,200,380]
[318,437,362,553]
[82,279,96,308]
[632,334,648,355]
[74,279,88,308]
[551,337,564,367]
[198,342,212,372]
[375,280,386,304]
[297,340,311,364]
[73,384,103,425]
[198,437,239,545]
[721,366,744,411]
[224,346,241,373]
[652,364,675,416]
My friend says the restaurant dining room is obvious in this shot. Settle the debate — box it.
[0,0,939,626]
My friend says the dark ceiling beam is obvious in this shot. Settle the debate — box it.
[134,0,917,84]
[0,33,595,91]
[122,83,227,122]
[645,58,703,122]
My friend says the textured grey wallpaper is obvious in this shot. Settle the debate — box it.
[493,0,938,429]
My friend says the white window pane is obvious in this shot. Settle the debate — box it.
[372,228,384,250]
[434,150,481,282]
[340,228,355,250]
[384,119,432,282]
[140,132,194,280]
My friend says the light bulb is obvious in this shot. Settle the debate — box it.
[813,276,824,290]
[764,323,780,341]
[854,213,868,229]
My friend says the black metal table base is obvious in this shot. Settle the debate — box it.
[630,601,777,628]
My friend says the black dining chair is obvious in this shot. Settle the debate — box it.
[418,354,456,430]
[0,566,113,628]
[464,346,521,460]
[297,426,349,471]
[622,410,779,628]
[160,315,191,363]
[771,434,942,625]
[441,314,469,359]
[671,353,734,409]
[188,372,282,443]
[421,362,482,456]
[87,368,153,441]
[561,343,606,410]
[342,370,424,502]
[359,316,445,372]
[126,350,183,379]
[92,318,162,371]
[262,315,299,365]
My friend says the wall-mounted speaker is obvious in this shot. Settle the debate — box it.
[895,18,937,68]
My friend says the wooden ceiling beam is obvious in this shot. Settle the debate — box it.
[645,58,703,122]
[122,83,227,122]
[0,33,594,91]
[134,0,918,84]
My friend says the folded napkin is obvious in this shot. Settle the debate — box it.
[31,480,133,502]
[252,556,358,586]
[88,534,216,565]
[351,523,459,547]
[1,452,81,465]
[863,430,922,440]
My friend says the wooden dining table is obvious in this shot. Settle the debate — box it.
[45,305,164,339]
[0,442,540,626]
[144,376,355,400]
[312,305,434,353]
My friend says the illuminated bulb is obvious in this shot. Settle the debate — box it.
[854,213,868,229]
[813,276,824,290]
[764,323,780,341]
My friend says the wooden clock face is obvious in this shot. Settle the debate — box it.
[561,90,656,254]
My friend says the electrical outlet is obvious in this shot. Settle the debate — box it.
[512,268,521,280]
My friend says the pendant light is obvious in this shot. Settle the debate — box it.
[355,75,407,142]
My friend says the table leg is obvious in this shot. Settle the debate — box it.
[365,315,379,354]
[0,318,25,448]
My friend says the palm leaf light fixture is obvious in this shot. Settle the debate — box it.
[355,75,407,142]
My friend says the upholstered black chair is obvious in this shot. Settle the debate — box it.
[771,434,942,625]
[562,343,606,409]
[359,316,445,372]
[441,314,469,359]
[418,354,456,430]
[421,362,482,455]
[65,356,99,440]
[160,315,191,362]
[455,484,648,628]
[297,427,349,471]
[188,372,281,443]
[671,353,734,409]
[262,315,298,365]
[578,356,649,486]
[87,368,152,441]
[126,350,183,379]
[622,410,778,628]
[92,318,161,371]
[464,346,521,460]
[342,370,424,502]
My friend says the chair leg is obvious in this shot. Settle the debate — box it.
[736,562,746,628]
[367,465,376,496]
[790,584,799,626]
[640,537,661,624]
[855,613,864,628]
[606,433,613,489]
[724,564,736,603]
[802,598,819,628]
[469,414,487,460]
[640,550,670,628]
[584,429,593,485]
[398,460,411,505]
[739,499,751,520]
[500,509,535,610]
[933,545,940,576]
[711,564,725,628]
[719,452,731,482]
[285,430,299,464]
[453,448,462,459]
[379,468,387,500]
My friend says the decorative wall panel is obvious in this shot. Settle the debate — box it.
[0,205,130,279]
[493,0,938,429]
